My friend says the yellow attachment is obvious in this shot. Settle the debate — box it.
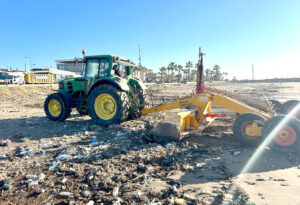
[94,94,117,120]
[212,95,270,120]
[48,99,62,117]
[244,122,262,136]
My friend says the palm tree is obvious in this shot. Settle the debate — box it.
[177,64,183,82]
[222,72,228,80]
[167,62,176,82]
[212,65,221,81]
[159,66,167,83]
[185,61,193,81]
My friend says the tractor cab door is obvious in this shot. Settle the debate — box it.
[85,58,110,88]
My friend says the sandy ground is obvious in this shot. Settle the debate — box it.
[0,82,299,205]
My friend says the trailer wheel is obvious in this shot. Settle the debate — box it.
[233,113,266,146]
[281,100,300,119]
[269,100,282,113]
[262,115,300,151]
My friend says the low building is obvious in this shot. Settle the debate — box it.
[56,58,85,76]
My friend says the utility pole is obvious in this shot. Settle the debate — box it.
[252,64,255,80]
[138,44,141,69]
[25,56,33,71]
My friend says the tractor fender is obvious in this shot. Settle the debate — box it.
[136,80,147,90]
[129,78,147,91]
[88,79,130,95]
[57,89,74,108]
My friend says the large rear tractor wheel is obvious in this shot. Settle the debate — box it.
[128,88,149,119]
[281,100,300,119]
[88,85,129,126]
[44,93,71,122]
[262,115,300,151]
[233,113,266,146]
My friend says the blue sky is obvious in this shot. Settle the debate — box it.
[1,0,300,79]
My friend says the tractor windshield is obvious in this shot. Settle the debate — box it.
[85,58,109,78]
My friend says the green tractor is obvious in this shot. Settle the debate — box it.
[44,53,147,125]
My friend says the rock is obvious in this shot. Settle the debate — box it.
[183,193,196,200]
[280,183,289,186]
[256,178,265,181]
[86,201,95,205]
[28,180,39,187]
[122,183,130,190]
[36,189,45,194]
[26,174,38,180]
[113,187,119,197]
[59,191,73,198]
[38,173,45,181]
[82,190,91,198]
[61,177,67,184]
[135,190,142,199]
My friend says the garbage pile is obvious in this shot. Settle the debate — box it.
[0,115,247,205]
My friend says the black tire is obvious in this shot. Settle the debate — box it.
[88,84,129,125]
[44,93,71,122]
[281,100,300,118]
[269,100,282,113]
[233,113,266,146]
[262,115,300,151]
[128,88,149,119]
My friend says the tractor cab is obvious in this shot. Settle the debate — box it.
[84,55,135,79]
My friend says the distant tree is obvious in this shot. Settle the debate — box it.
[167,62,177,82]
[222,72,228,80]
[177,64,183,82]
[185,61,193,81]
[205,68,211,81]
[190,69,197,81]
[212,65,222,81]
[159,66,167,83]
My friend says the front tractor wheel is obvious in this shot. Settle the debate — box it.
[233,113,266,146]
[88,85,129,126]
[262,115,300,151]
[44,93,71,122]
